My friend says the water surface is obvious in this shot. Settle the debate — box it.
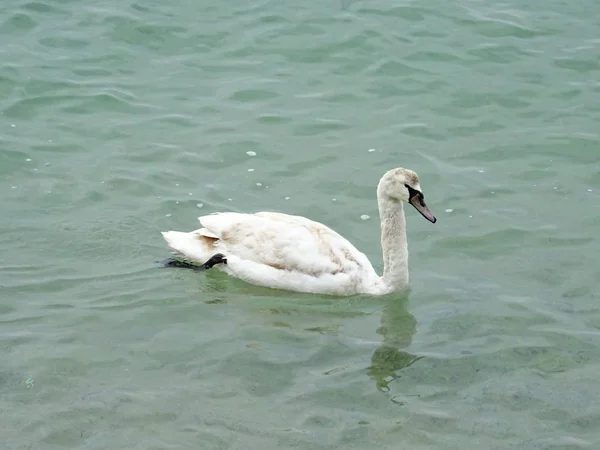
[2,0,600,448]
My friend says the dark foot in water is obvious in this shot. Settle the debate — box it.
[200,253,227,270]
[159,258,200,270]
[158,254,227,271]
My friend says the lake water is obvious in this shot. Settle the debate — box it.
[2,0,600,448]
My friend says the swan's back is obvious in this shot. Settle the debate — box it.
[200,212,375,280]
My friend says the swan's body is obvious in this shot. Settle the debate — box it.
[161,168,436,296]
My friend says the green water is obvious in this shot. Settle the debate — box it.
[2,0,600,448]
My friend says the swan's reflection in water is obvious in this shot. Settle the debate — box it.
[199,274,422,391]
[367,292,421,391]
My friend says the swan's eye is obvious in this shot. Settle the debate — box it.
[405,184,423,200]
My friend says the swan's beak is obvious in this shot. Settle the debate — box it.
[409,192,437,223]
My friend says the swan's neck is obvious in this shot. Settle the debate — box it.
[378,194,408,291]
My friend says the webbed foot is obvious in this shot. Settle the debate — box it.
[198,253,227,271]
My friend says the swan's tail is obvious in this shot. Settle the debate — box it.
[161,231,216,265]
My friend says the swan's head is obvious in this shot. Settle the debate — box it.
[378,168,437,223]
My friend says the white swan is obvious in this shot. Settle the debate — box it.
[161,167,436,296]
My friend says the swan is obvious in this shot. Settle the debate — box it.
[161,167,436,296]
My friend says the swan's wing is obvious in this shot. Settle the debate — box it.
[198,212,372,277]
